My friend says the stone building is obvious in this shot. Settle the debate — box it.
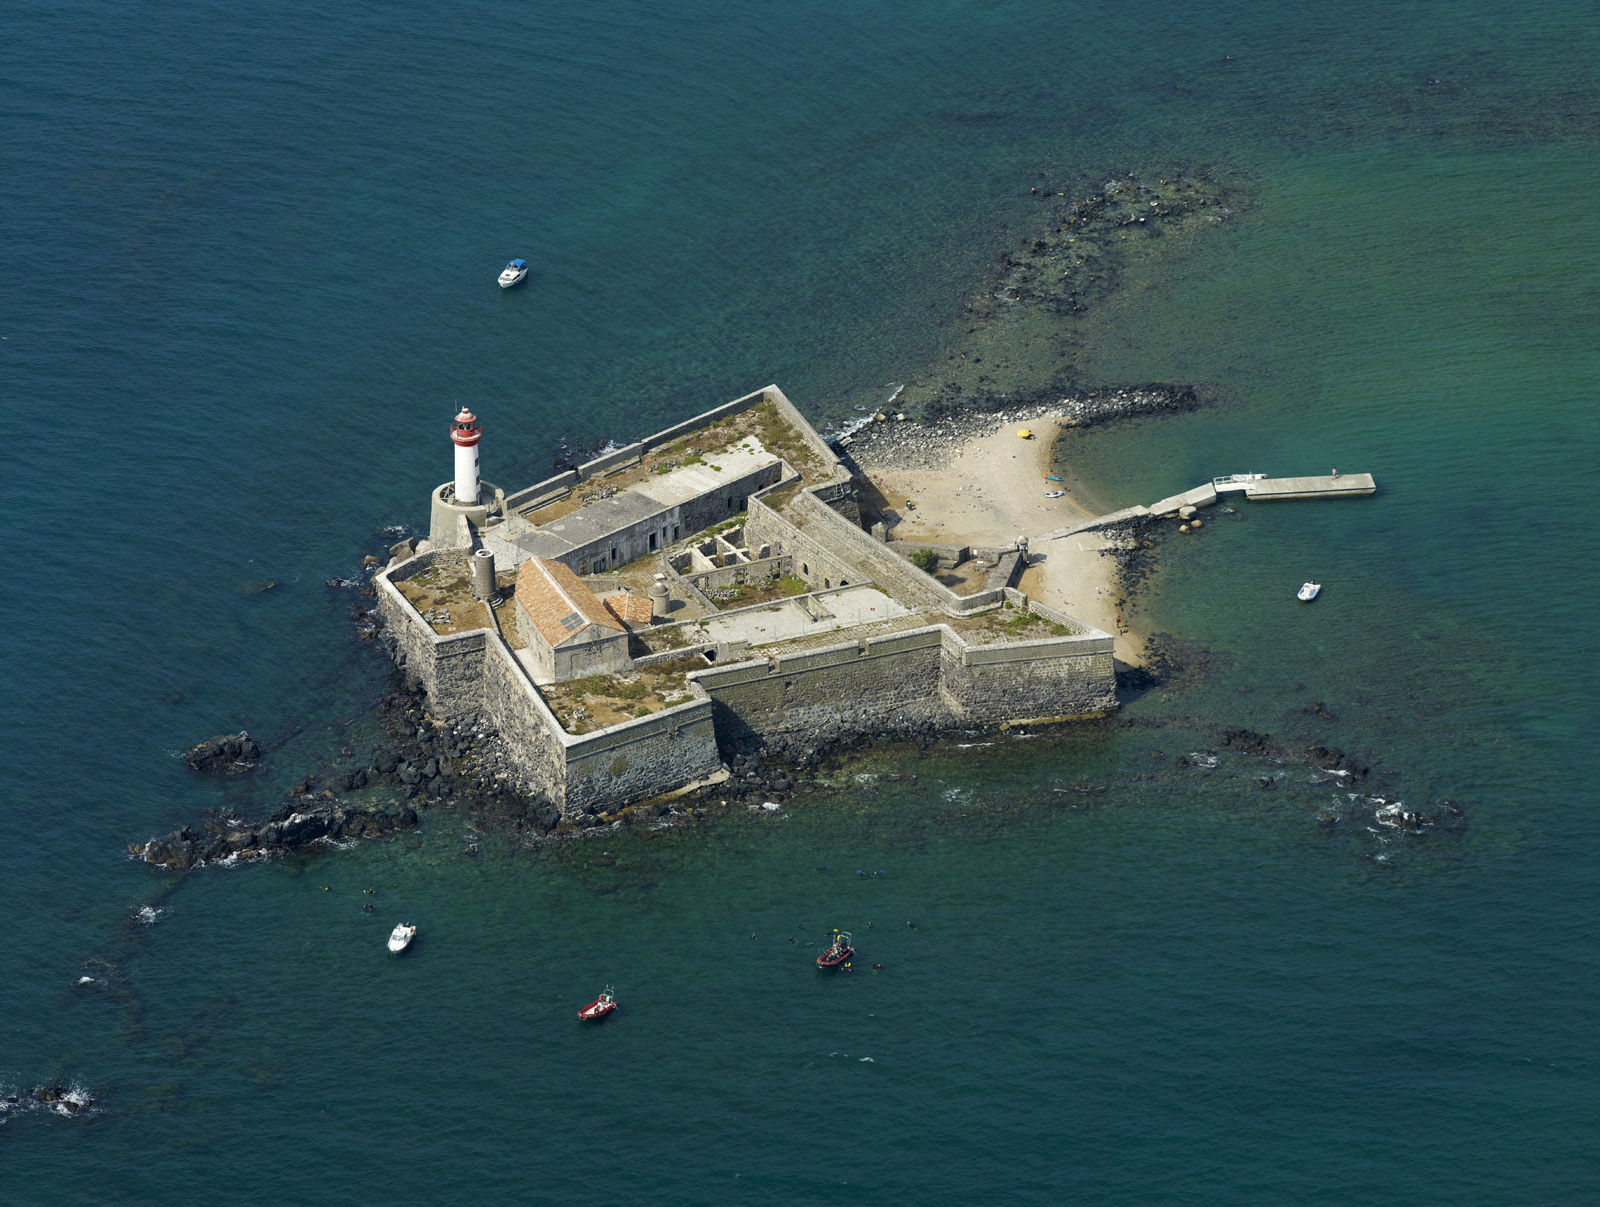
[513,557,632,682]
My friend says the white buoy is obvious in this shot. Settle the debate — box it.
[451,408,481,504]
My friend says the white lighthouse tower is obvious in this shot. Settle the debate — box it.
[451,408,481,504]
[428,407,503,549]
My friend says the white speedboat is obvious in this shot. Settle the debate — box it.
[1298,582,1321,601]
[387,923,416,953]
[498,259,528,288]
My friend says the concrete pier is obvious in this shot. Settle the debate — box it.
[1234,473,1376,501]
[1035,470,1376,540]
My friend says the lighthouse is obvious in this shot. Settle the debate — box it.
[451,408,481,504]
[428,406,503,549]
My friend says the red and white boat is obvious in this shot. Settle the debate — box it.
[578,986,617,1021]
[817,931,854,969]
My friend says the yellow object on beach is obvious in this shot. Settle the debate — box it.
[1017,428,1033,439]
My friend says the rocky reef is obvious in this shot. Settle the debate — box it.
[835,388,1200,472]
[1,1082,96,1120]
[880,168,1246,421]
[183,731,260,775]
[133,797,418,870]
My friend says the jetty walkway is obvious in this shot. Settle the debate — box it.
[1037,472,1376,540]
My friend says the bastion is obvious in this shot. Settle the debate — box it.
[375,386,1117,821]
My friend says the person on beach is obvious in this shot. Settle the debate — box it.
[1331,468,1339,478]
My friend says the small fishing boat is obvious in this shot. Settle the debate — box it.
[1044,475,1065,482]
[578,986,617,1021]
[817,931,854,969]
[1044,490,1065,499]
[498,258,528,288]
[386,923,416,953]
[1298,582,1321,601]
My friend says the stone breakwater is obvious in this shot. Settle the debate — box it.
[837,387,1201,472]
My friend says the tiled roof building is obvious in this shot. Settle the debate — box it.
[513,557,632,682]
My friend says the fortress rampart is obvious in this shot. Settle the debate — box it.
[378,385,1119,821]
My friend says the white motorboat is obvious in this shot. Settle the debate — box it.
[498,258,528,288]
[1298,582,1321,601]
[387,923,416,953]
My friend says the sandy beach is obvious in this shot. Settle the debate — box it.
[854,415,1147,666]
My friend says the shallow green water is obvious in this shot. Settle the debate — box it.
[3,1,1597,1202]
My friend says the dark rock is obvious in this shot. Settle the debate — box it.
[375,750,400,774]
[398,764,422,786]
[1256,776,1276,791]
[137,835,197,869]
[184,732,260,775]
[422,758,439,779]
[1216,727,1273,755]
[134,797,420,870]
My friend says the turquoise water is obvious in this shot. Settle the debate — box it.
[3,1,1597,1201]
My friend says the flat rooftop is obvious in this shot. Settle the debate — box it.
[510,439,780,562]
[684,586,911,649]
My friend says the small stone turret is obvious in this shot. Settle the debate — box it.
[649,574,670,620]
[471,548,498,603]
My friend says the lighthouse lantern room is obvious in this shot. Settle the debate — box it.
[451,408,481,505]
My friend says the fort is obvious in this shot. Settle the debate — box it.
[373,386,1119,821]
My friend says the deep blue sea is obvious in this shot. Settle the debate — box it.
[4,1,1598,1202]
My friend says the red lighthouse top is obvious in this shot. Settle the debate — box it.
[450,408,481,447]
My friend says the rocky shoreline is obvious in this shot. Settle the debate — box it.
[136,644,1449,869]
[834,386,1201,473]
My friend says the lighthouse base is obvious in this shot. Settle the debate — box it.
[429,480,506,549]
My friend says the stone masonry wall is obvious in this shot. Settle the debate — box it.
[375,551,488,717]
[744,495,861,591]
[941,637,1117,724]
[692,623,1117,758]
[692,626,949,757]
[478,635,568,799]
[562,696,722,817]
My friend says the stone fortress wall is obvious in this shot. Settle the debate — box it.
[380,385,1119,821]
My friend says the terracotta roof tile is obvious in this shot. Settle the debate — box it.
[603,592,655,629]
[514,557,623,650]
